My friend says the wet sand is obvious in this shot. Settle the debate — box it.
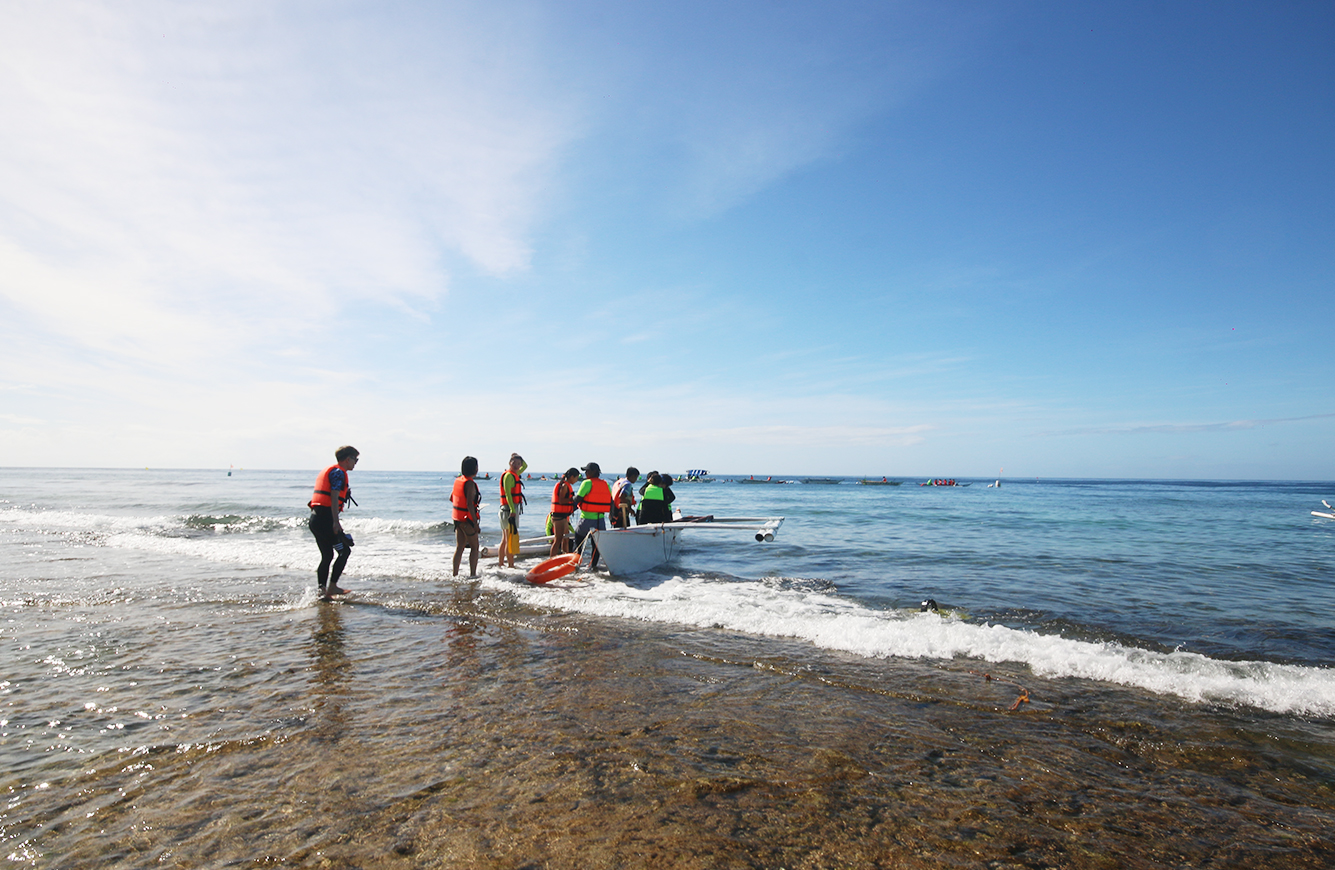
[13,586,1335,869]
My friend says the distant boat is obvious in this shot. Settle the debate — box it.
[739,476,788,484]
[858,477,901,486]
[920,479,969,487]
[803,477,842,485]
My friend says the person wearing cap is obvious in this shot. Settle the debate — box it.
[573,462,614,569]
[498,453,528,569]
[611,467,640,528]
[548,467,581,556]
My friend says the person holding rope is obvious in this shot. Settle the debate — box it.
[573,461,613,570]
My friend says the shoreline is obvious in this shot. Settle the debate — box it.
[16,592,1335,869]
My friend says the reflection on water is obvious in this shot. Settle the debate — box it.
[308,602,349,742]
[3,586,1334,869]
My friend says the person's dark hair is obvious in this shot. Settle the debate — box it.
[626,466,639,478]
[461,456,479,477]
[647,472,662,486]
[335,445,360,461]
[564,467,580,480]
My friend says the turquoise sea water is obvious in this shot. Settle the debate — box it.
[3,468,1334,867]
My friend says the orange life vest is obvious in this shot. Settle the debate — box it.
[551,480,576,516]
[577,478,613,515]
[500,471,525,511]
[451,475,478,522]
[309,465,348,510]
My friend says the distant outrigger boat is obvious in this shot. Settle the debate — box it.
[803,477,842,485]
[921,478,969,487]
[682,469,714,482]
[857,477,901,486]
[739,476,789,484]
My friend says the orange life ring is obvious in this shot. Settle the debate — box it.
[525,553,580,585]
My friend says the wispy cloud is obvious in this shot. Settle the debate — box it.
[0,1,579,362]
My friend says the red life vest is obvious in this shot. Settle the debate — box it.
[309,465,348,510]
[551,480,576,516]
[500,471,525,511]
[451,476,477,522]
[577,478,613,515]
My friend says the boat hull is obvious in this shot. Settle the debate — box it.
[591,527,682,575]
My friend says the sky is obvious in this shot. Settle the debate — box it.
[1,0,1332,479]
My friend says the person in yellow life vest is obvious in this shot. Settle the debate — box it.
[307,445,359,599]
[451,455,482,578]
[549,467,580,557]
[573,461,613,569]
[498,453,527,568]
[636,471,676,524]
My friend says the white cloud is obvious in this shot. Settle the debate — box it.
[0,0,579,363]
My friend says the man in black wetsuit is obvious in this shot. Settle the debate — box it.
[308,445,359,599]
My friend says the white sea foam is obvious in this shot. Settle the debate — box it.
[506,572,1335,718]
[7,503,1333,717]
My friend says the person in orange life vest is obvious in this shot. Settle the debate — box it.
[498,453,527,568]
[573,461,614,569]
[451,455,483,578]
[307,445,358,598]
[611,467,640,529]
[549,467,580,557]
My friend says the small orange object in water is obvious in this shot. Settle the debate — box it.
[525,553,580,585]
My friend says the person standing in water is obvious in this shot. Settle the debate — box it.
[611,467,639,528]
[548,467,580,556]
[573,461,614,570]
[451,455,482,578]
[308,445,359,599]
[498,453,527,568]
[636,471,673,524]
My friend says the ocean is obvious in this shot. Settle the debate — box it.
[3,467,1333,868]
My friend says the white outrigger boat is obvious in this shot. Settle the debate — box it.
[1313,499,1335,520]
[591,515,785,576]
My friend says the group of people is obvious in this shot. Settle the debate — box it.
[305,447,680,596]
[448,458,678,578]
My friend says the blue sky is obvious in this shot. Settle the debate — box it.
[1,1,1332,479]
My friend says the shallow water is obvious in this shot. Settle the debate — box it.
[2,468,1334,867]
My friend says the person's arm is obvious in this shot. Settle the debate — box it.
[466,481,480,522]
[573,479,591,510]
[330,468,346,533]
